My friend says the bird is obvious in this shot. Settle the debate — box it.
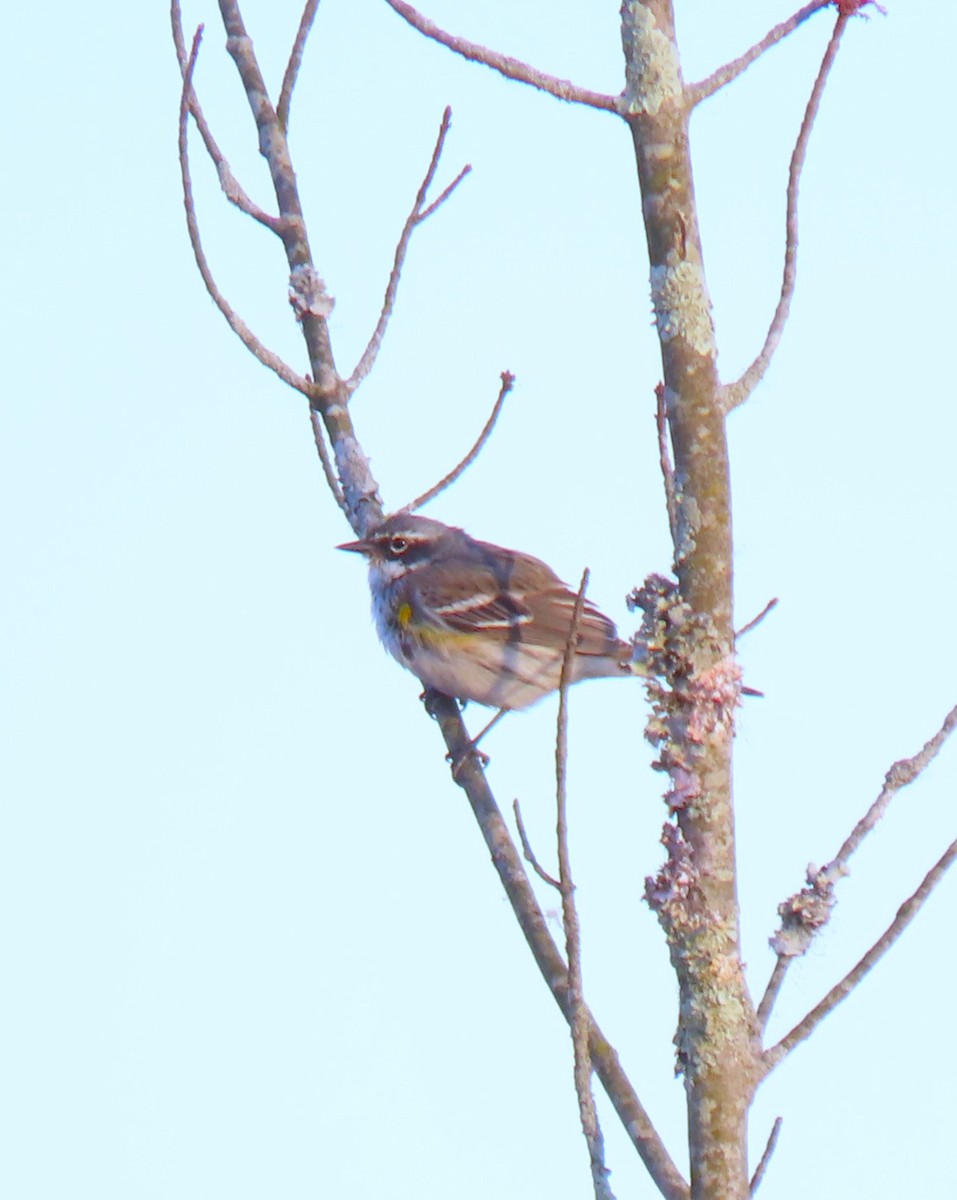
[338,512,643,710]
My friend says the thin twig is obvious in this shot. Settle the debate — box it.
[762,836,957,1074]
[171,0,282,232]
[383,0,621,113]
[736,597,779,639]
[749,1117,783,1194]
[757,703,957,1033]
[277,0,321,134]
[309,408,350,515]
[347,107,471,390]
[655,382,678,550]
[176,24,315,398]
[687,2,830,106]
[403,371,515,513]
[721,11,850,414]
[556,572,616,1200]
[513,799,561,890]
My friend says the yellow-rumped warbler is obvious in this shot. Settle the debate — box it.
[338,513,644,709]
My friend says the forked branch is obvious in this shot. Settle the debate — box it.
[172,0,283,232]
[763,835,957,1072]
[348,107,471,390]
[757,702,957,1033]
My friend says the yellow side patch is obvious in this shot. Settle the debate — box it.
[396,602,413,629]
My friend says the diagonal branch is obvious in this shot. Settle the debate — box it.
[762,836,957,1074]
[403,371,514,513]
[757,702,957,1032]
[687,2,831,106]
[383,0,621,113]
[348,107,471,390]
[277,0,322,134]
[720,10,850,414]
[171,0,282,232]
[428,690,688,1200]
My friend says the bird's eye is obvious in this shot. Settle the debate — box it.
[388,535,410,556]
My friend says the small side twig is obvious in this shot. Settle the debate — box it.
[277,0,321,134]
[171,0,282,232]
[720,10,850,413]
[757,702,957,1033]
[755,958,788,1033]
[736,597,779,639]
[347,106,471,389]
[556,572,616,1200]
[513,799,561,890]
[403,371,515,513]
[176,24,313,397]
[749,1117,783,1194]
[762,835,957,1074]
[655,383,678,550]
[687,2,830,105]
[384,0,620,113]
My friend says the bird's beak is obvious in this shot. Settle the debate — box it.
[336,536,371,554]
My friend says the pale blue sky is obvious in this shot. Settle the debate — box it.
[2,2,955,1197]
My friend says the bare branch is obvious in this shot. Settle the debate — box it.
[277,0,321,134]
[736,597,779,640]
[348,107,471,390]
[556,572,616,1200]
[383,0,621,113]
[655,383,678,551]
[427,689,688,1200]
[513,799,561,890]
[750,1117,783,1194]
[176,23,315,398]
[721,11,850,414]
[403,371,515,513]
[687,2,830,106]
[758,703,957,1031]
[171,0,282,232]
[762,836,957,1073]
